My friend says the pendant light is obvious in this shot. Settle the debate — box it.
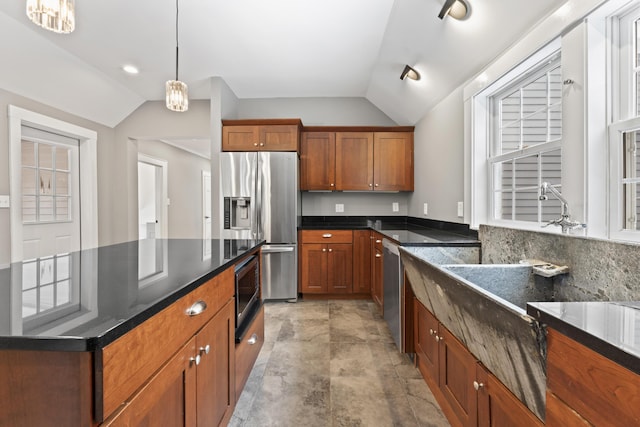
[26,0,75,34]
[166,0,188,112]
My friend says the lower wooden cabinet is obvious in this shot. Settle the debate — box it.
[104,299,236,427]
[352,230,372,294]
[299,230,354,295]
[371,232,384,311]
[414,298,542,427]
[546,328,640,427]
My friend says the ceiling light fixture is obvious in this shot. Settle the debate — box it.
[123,65,139,75]
[26,0,75,34]
[400,65,420,81]
[438,0,469,20]
[166,0,188,112]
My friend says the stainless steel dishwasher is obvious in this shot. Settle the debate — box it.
[382,238,402,351]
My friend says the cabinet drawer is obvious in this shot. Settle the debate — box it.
[100,268,234,420]
[301,229,353,243]
[235,305,265,401]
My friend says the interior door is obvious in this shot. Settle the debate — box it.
[20,129,80,260]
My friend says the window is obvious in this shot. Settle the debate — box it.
[489,52,563,225]
[609,5,640,241]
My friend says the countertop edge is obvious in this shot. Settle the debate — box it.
[1,240,265,353]
[526,302,640,376]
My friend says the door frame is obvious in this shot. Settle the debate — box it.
[8,106,98,263]
[137,153,168,239]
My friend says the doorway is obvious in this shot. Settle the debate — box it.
[137,154,168,240]
[8,106,98,263]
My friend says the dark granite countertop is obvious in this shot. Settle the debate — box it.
[527,301,640,375]
[300,216,480,247]
[0,239,263,352]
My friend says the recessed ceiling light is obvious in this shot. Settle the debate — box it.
[122,65,139,75]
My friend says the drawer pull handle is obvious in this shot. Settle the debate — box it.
[429,329,435,336]
[375,239,382,243]
[186,301,207,316]
[253,143,258,146]
[248,333,259,345]
[328,248,333,252]
[473,381,484,391]
[199,344,211,356]
[322,233,332,238]
[375,253,382,258]
[190,355,201,366]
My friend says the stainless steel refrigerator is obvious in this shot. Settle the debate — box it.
[221,152,300,301]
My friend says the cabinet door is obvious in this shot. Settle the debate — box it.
[300,132,335,190]
[327,243,353,294]
[103,339,197,427]
[196,299,235,427]
[260,125,299,151]
[352,230,371,294]
[222,126,260,151]
[373,132,414,191]
[335,132,374,190]
[372,247,383,311]
[300,243,328,293]
[438,326,478,427]
[476,364,543,427]
[414,299,439,384]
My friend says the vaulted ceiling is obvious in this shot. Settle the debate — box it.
[0,0,562,128]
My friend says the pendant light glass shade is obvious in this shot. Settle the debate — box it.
[26,0,75,34]
[166,0,188,112]
[166,80,189,112]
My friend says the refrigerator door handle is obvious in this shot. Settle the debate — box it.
[262,246,295,254]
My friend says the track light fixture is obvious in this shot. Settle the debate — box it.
[438,0,469,20]
[400,65,420,81]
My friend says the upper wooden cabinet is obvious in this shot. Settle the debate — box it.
[300,132,336,190]
[300,128,414,191]
[222,119,301,151]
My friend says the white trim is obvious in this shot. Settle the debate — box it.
[609,116,640,241]
[8,105,98,263]
[137,153,169,239]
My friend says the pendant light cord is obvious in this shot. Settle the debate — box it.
[175,0,179,81]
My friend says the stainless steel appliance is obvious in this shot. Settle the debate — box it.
[221,152,300,301]
[383,238,402,350]
[234,253,260,341]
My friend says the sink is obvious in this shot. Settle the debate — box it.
[441,264,554,311]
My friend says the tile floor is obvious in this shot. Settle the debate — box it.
[229,299,450,427]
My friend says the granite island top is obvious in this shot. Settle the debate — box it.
[527,301,640,375]
[300,216,480,247]
[0,238,263,352]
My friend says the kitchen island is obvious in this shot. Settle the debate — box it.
[0,238,263,426]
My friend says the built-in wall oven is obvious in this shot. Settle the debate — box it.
[234,254,260,342]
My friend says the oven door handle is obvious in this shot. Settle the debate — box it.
[262,246,295,254]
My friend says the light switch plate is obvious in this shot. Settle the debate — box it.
[392,202,399,212]
[457,201,464,217]
[335,204,344,213]
[423,203,428,215]
[0,195,9,208]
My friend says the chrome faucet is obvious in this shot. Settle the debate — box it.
[539,182,586,234]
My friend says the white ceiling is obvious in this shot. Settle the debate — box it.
[0,0,563,128]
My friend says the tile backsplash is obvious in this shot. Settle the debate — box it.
[479,225,640,302]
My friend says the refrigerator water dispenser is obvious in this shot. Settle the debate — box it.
[224,197,252,230]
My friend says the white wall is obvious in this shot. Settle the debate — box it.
[408,87,465,223]
[302,192,409,217]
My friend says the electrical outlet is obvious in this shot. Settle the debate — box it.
[392,202,399,212]
[335,203,344,213]
[0,195,9,208]
[457,201,464,217]
[423,203,428,215]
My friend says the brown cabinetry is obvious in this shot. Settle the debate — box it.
[299,230,353,295]
[352,230,372,294]
[104,299,235,427]
[413,298,542,427]
[300,128,414,191]
[545,328,640,427]
[371,232,384,311]
[222,119,301,151]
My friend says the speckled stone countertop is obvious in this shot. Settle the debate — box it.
[300,216,480,247]
[527,301,640,375]
[0,239,263,352]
